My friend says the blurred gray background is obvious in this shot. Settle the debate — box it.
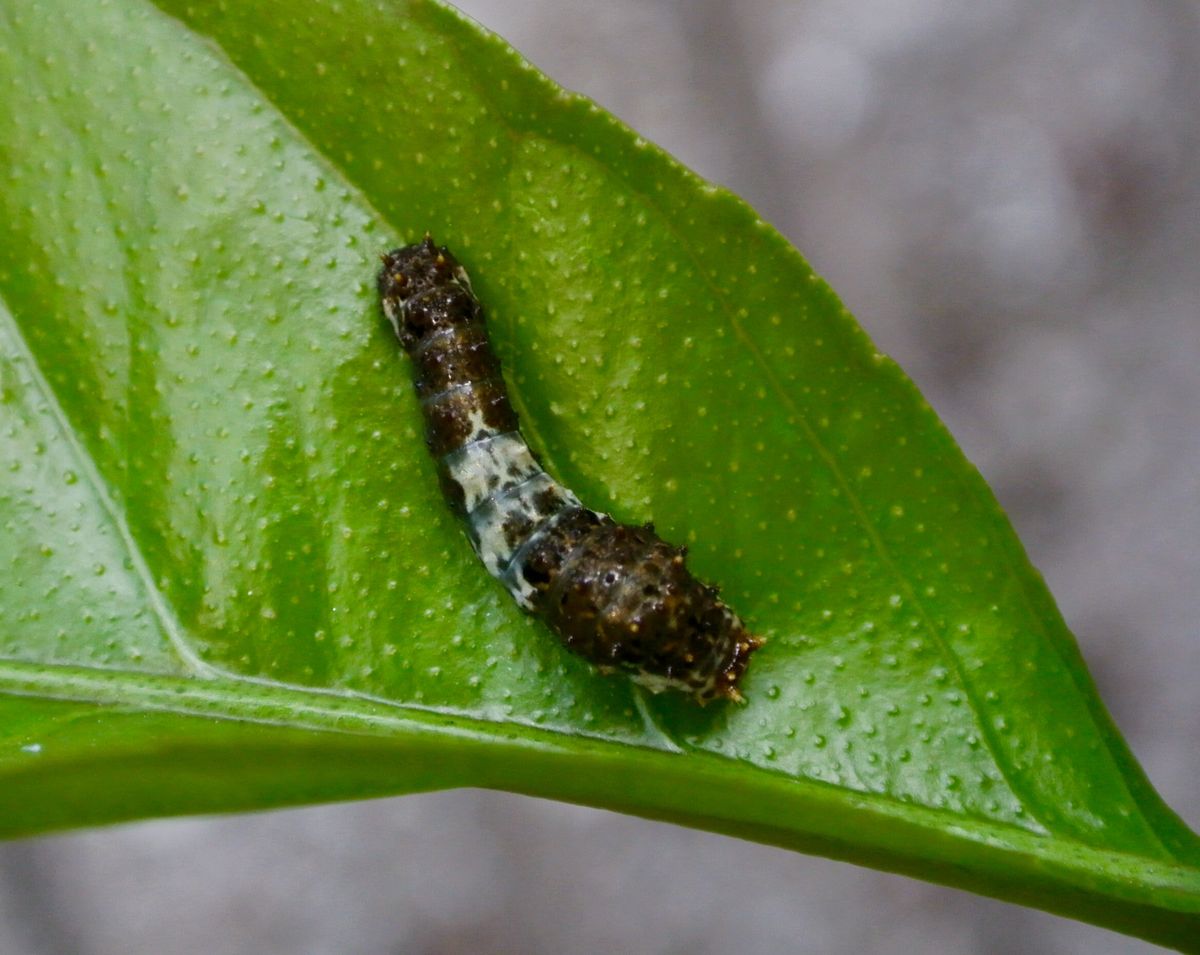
[2,1,1197,952]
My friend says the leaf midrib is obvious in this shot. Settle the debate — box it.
[3,654,1199,908]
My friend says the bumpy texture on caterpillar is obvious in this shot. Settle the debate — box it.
[377,236,762,703]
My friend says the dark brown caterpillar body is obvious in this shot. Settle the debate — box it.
[378,236,762,702]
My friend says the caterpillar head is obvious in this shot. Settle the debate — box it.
[377,235,475,350]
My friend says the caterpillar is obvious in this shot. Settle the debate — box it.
[377,236,762,703]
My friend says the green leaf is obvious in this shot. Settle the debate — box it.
[0,0,1196,947]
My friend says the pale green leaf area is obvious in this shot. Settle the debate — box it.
[0,0,1196,948]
